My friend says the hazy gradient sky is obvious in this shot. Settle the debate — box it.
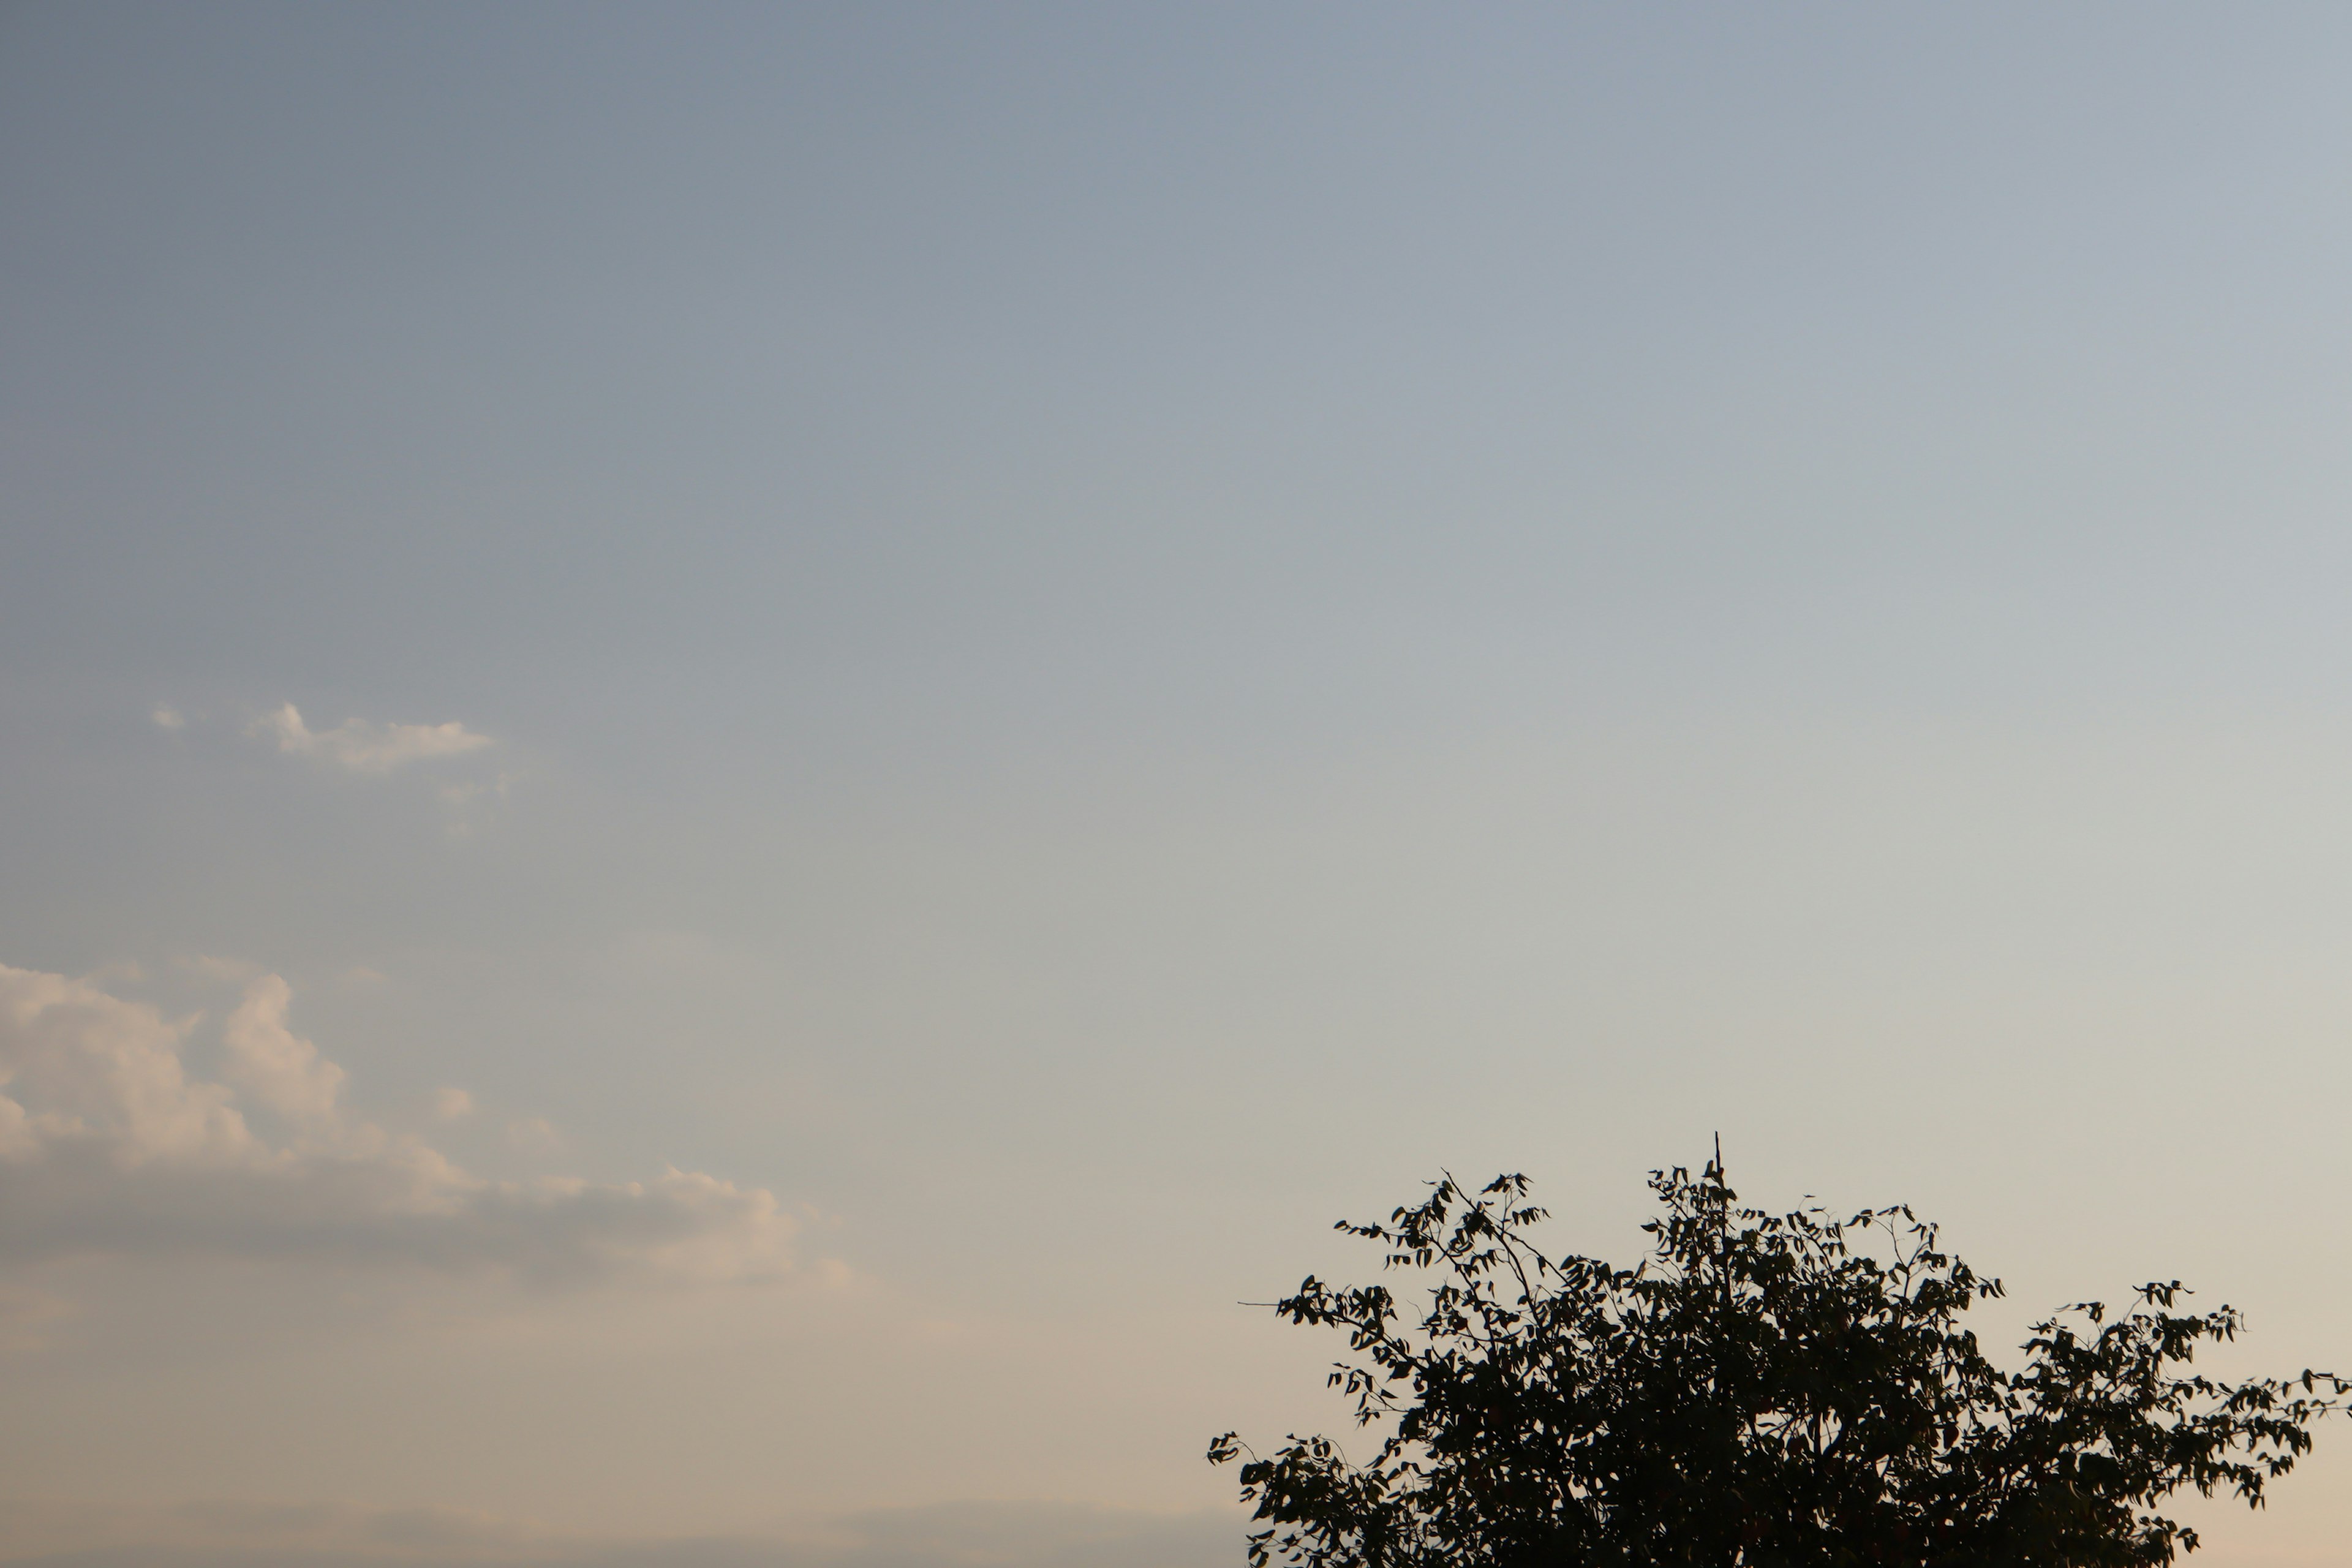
[8,6,2352,1565]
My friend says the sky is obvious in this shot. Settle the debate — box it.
[6,3,2352,1563]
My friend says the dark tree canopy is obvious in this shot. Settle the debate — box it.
[1211,1159,2342,1568]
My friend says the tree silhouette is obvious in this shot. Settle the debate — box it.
[1212,1155,2342,1567]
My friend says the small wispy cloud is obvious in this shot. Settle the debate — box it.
[254,703,492,774]
[149,704,187,731]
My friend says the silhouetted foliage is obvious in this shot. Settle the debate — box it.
[1211,1157,2342,1567]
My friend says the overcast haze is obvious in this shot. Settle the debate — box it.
[7,5,2352,1564]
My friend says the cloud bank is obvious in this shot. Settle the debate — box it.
[0,1499,1237,1568]
[0,964,796,1284]
[257,704,493,773]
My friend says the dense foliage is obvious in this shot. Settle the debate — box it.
[1211,1159,2342,1567]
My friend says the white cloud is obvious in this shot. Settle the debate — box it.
[221,973,347,1128]
[434,1087,475,1121]
[256,703,493,774]
[0,964,799,1284]
[149,704,186,730]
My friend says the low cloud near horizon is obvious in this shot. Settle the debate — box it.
[0,1498,1240,1568]
[0,963,804,1285]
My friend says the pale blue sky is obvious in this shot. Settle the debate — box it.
[6,6,2352,1564]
